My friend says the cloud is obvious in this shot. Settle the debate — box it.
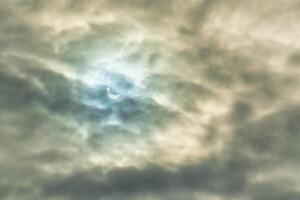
[233,105,300,159]
[0,0,300,200]
[43,153,249,200]
[250,182,300,200]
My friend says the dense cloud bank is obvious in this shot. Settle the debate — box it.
[0,0,300,199]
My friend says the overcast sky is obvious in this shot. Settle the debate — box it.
[0,0,300,199]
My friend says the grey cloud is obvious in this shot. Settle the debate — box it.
[1,0,300,200]
[230,99,253,123]
[233,105,300,159]
[107,0,172,14]
[179,43,256,87]
[16,0,46,11]
[0,64,43,110]
[0,15,54,59]
[250,182,300,200]
[288,50,300,66]
[43,154,250,200]
[187,0,220,31]
[177,41,295,111]
[178,0,222,38]
[0,58,78,117]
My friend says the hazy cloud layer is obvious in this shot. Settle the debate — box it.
[0,0,300,199]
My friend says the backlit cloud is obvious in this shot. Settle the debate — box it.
[0,0,300,199]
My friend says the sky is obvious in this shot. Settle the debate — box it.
[0,0,300,199]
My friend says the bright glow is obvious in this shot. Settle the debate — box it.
[106,87,120,100]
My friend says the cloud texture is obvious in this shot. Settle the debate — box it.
[0,0,300,199]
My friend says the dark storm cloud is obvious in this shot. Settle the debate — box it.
[223,104,300,200]
[43,153,250,200]
[0,110,79,200]
[43,105,300,200]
